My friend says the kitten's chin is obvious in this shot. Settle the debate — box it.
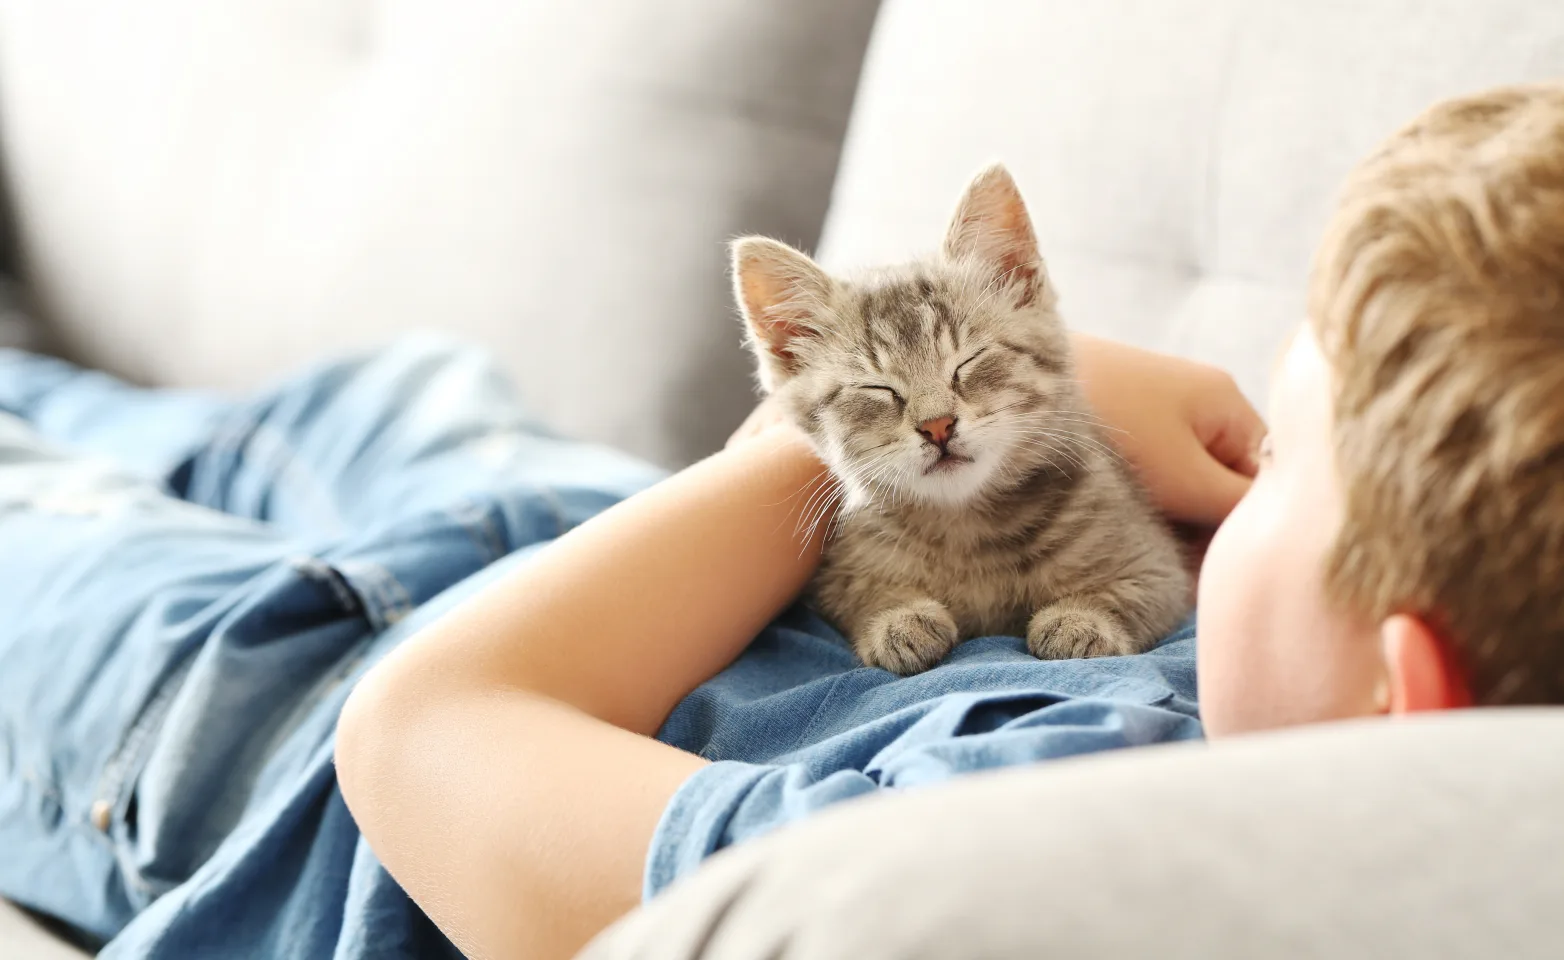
[909,454,997,506]
[921,453,974,476]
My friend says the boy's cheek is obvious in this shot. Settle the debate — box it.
[1195,495,1277,735]
[1196,481,1381,736]
[1196,482,1330,735]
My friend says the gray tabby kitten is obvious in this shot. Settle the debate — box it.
[731,164,1190,675]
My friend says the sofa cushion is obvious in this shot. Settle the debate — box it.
[820,0,1564,401]
[0,0,881,465]
[583,710,1564,959]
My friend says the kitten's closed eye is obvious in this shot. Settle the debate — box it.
[859,385,905,405]
[951,349,987,386]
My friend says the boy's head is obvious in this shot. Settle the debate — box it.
[1198,83,1564,737]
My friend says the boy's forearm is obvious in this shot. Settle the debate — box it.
[356,422,832,733]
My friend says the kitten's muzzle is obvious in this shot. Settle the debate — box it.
[917,415,957,452]
[917,415,970,475]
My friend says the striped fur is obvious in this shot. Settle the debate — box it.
[733,165,1189,674]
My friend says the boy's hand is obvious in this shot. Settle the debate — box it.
[726,395,793,448]
[1073,334,1266,530]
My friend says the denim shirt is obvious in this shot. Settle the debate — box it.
[649,613,1199,898]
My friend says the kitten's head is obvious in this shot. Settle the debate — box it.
[733,164,1080,509]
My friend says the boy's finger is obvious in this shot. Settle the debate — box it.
[1169,442,1254,528]
[1199,405,1268,478]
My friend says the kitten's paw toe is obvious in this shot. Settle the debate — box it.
[1027,606,1139,660]
[859,601,959,675]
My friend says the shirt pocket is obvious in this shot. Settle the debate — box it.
[108,555,372,905]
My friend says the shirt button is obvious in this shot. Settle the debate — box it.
[90,799,113,832]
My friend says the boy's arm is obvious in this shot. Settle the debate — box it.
[335,426,832,960]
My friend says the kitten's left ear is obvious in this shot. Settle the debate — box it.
[944,163,1047,307]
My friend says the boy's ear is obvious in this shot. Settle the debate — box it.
[731,236,834,392]
[943,163,1047,308]
[1379,613,1474,714]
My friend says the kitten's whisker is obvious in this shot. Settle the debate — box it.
[863,463,915,513]
[796,489,836,553]
[977,404,1131,439]
[857,444,907,459]
[998,443,1070,481]
[792,474,844,541]
[1012,436,1088,472]
[764,468,830,509]
[844,461,894,497]
[773,473,835,540]
[1046,414,1130,436]
[798,485,848,557]
[848,449,909,498]
[803,496,838,548]
[854,462,905,513]
[975,399,1041,421]
[797,470,840,519]
[1001,413,1127,456]
[825,456,900,522]
[1041,428,1129,466]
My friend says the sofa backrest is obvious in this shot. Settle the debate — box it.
[821,0,1564,403]
[0,0,881,465]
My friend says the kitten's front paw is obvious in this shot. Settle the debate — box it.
[858,600,959,675]
[1027,605,1139,660]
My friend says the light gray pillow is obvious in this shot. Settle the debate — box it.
[583,710,1564,959]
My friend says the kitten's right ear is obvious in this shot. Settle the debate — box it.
[944,163,1046,307]
[731,236,834,391]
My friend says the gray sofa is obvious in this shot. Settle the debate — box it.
[1,0,1561,956]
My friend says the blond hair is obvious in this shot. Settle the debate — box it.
[1309,83,1564,704]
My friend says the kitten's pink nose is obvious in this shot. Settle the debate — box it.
[917,415,957,450]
